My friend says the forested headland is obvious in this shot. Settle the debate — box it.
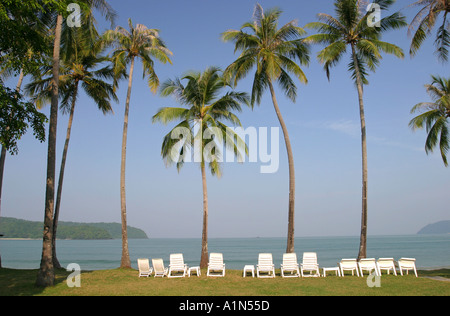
[0,217,148,240]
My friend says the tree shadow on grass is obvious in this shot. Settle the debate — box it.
[0,267,93,296]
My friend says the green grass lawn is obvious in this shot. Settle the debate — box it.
[1,267,449,296]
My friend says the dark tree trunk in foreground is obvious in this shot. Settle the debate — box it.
[52,82,79,269]
[36,13,63,287]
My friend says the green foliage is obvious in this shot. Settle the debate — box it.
[0,84,47,154]
[304,0,407,84]
[222,4,310,106]
[409,0,450,62]
[0,217,148,239]
[102,18,173,93]
[153,66,250,175]
[0,0,63,75]
[409,75,450,166]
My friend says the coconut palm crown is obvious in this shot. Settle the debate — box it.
[409,0,450,62]
[410,75,450,166]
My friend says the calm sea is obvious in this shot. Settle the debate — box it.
[0,235,449,271]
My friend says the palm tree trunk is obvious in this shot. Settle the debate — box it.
[200,161,209,269]
[36,13,63,287]
[52,82,79,269]
[0,68,24,268]
[351,43,368,260]
[267,79,296,253]
[120,56,135,269]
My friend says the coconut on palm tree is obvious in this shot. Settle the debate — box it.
[222,4,310,253]
[304,0,407,259]
[103,18,172,268]
[153,66,249,268]
[409,75,450,166]
[409,0,450,62]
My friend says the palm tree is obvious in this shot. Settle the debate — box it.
[222,4,310,253]
[36,0,116,287]
[153,67,249,268]
[103,18,172,268]
[409,0,450,62]
[304,0,407,259]
[26,33,118,269]
[409,75,450,166]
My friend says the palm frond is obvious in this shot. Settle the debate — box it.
[152,107,189,124]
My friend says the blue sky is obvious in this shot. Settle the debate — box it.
[2,0,449,238]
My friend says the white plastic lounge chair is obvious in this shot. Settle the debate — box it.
[339,259,360,277]
[168,253,188,278]
[137,258,152,277]
[358,258,379,276]
[397,258,418,277]
[376,258,397,276]
[300,252,320,277]
[207,253,226,277]
[281,253,300,278]
[152,258,168,277]
[256,253,275,278]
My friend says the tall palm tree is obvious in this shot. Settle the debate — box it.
[304,0,406,259]
[153,66,249,268]
[222,4,310,253]
[36,0,116,287]
[409,0,450,62]
[103,18,172,268]
[409,75,450,166]
[26,35,118,269]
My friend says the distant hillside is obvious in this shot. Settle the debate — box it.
[0,217,148,240]
[417,220,450,234]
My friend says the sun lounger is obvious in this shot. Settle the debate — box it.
[300,252,320,277]
[281,253,300,277]
[339,258,360,276]
[137,258,152,277]
[207,252,226,277]
[256,253,275,278]
[168,253,188,278]
[358,258,379,276]
[397,258,418,277]
[152,258,168,277]
[376,258,397,276]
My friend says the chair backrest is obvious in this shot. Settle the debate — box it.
[340,259,357,268]
[282,253,298,267]
[398,258,416,268]
[359,258,376,267]
[258,253,273,266]
[302,252,318,267]
[170,253,185,268]
[138,258,150,271]
[377,258,395,267]
[152,258,165,272]
[209,253,224,266]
